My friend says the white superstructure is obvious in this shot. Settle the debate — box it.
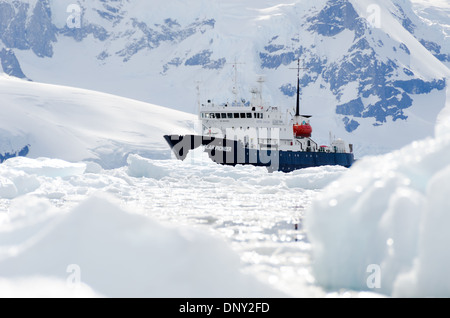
[197,61,352,155]
[199,99,319,152]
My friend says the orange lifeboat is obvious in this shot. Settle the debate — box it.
[293,123,312,138]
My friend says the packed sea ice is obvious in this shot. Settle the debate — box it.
[0,149,349,297]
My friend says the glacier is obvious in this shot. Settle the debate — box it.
[0,73,196,168]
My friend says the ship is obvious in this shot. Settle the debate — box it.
[164,60,355,173]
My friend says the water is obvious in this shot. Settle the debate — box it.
[110,157,333,296]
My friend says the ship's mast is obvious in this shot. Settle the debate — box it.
[295,59,300,118]
[292,58,308,124]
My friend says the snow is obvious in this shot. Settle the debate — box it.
[126,154,171,180]
[0,193,286,298]
[1,0,450,296]
[0,74,349,297]
[0,74,196,168]
[2,157,86,178]
[350,0,449,80]
[0,277,100,298]
[1,71,449,297]
[410,0,450,10]
[305,78,450,297]
[0,152,348,297]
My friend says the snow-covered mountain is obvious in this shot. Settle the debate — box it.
[0,0,449,157]
[409,0,450,64]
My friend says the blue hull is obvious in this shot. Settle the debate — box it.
[277,150,354,172]
[164,135,354,173]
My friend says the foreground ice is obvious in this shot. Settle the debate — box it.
[0,151,348,297]
[306,84,450,297]
[0,195,285,298]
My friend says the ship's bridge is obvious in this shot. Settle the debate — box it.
[199,102,291,134]
[198,100,305,151]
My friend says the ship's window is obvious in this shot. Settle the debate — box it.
[210,113,215,119]
[246,113,252,119]
[221,113,227,119]
[227,113,233,119]
[240,113,246,118]
[261,114,264,119]
[216,113,221,119]
[205,113,210,118]
[234,113,239,118]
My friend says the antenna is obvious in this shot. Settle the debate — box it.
[196,81,201,115]
[228,58,245,105]
[250,75,265,107]
[256,75,265,106]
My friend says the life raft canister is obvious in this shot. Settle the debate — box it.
[293,123,312,138]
